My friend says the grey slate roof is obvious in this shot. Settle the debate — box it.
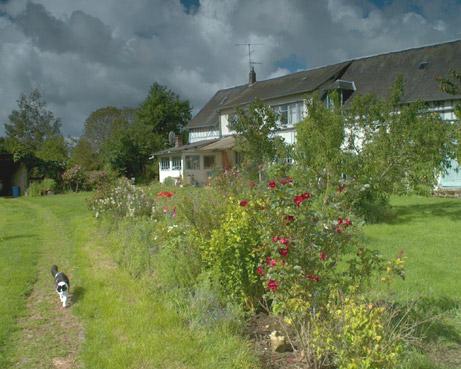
[188,39,461,130]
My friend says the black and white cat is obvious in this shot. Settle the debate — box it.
[51,265,70,307]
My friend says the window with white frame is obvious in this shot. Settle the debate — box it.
[203,155,215,169]
[273,102,303,127]
[160,157,170,170]
[185,155,200,170]
[172,157,182,170]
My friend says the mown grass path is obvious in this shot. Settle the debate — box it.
[0,193,257,369]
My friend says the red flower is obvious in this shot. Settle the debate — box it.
[272,236,280,243]
[294,192,311,207]
[279,237,289,245]
[307,274,320,282]
[280,177,293,185]
[320,251,327,261]
[256,265,265,276]
[239,199,249,207]
[268,180,277,189]
[345,218,352,226]
[267,279,278,291]
[157,191,174,198]
[337,217,343,225]
[284,215,295,224]
[266,257,277,267]
[279,247,289,257]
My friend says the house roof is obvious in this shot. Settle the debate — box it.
[188,39,461,129]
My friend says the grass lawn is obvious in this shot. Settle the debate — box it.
[0,199,40,367]
[0,193,258,369]
[364,195,461,369]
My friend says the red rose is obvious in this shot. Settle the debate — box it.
[279,237,289,245]
[256,265,265,276]
[267,279,278,291]
[279,247,289,257]
[266,257,277,267]
[268,180,277,189]
[319,251,327,261]
[239,199,249,207]
[294,192,311,207]
[307,274,320,282]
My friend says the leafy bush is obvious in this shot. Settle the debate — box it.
[88,177,155,218]
[62,165,86,192]
[26,178,57,196]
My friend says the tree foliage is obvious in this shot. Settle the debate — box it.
[82,106,135,153]
[294,79,459,220]
[232,99,286,179]
[4,89,62,161]
[136,82,191,143]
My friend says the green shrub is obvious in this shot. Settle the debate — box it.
[26,178,57,196]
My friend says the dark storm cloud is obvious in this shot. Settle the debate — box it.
[0,0,460,137]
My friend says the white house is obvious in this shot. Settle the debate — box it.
[154,39,461,187]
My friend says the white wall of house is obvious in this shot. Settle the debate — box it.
[189,127,220,143]
[159,156,183,183]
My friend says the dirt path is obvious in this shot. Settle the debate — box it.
[7,201,84,369]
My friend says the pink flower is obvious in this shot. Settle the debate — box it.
[294,192,311,207]
[319,251,327,261]
[239,199,249,207]
[157,191,174,198]
[307,274,320,282]
[280,177,293,185]
[279,247,289,257]
[279,237,289,245]
[163,206,168,214]
[256,265,265,276]
[267,279,279,292]
[268,180,277,189]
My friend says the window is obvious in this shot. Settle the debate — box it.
[203,155,215,169]
[274,102,303,127]
[172,157,182,170]
[185,155,200,170]
[161,158,170,170]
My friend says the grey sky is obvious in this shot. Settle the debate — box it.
[0,0,460,136]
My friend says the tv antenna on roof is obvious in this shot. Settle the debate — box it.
[235,43,263,69]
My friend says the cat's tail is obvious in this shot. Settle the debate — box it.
[51,265,58,278]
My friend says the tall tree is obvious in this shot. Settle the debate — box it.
[136,82,191,145]
[4,89,62,161]
[82,106,135,153]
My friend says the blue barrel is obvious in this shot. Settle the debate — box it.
[11,186,20,197]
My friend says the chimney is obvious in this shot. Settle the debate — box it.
[175,135,183,148]
[249,66,256,85]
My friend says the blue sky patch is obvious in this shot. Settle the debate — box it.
[275,54,307,73]
[180,0,200,14]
